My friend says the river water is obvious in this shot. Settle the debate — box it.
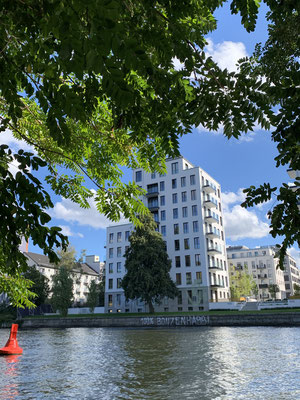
[0,327,299,400]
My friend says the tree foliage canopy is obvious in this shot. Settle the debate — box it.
[229,265,257,300]
[0,0,299,305]
[23,264,50,306]
[51,265,74,317]
[122,214,178,312]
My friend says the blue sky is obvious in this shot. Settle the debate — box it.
[2,3,299,265]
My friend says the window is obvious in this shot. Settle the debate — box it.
[116,294,121,305]
[117,278,122,289]
[195,254,201,266]
[193,221,199,232]
[181,177,186,187]
[117,247,122,257]
[108,294,113,307]
[151,172,156,179]
[175,256,181,268]
[109,248,113,258]
[161,225,166,237]
[186,272,192,284]
[178,291,182,304]
[135,170,142,182]
[171,162,179,174]
[183,222,189,234]
[109,263,113,273]
[173,208,178,219]
[185,255,191,267]
[160,196,165,206]
[108,279,113,289]
[117,232,122,242]
[251,261,256,269]
[194,237,200,249]
[182,207,188,218]
[191,190,196,201]
[172,178,177,189]
[161,210,166,221]
[192,205,198,216]
[109,233,114,243]
[190,175,196,185]
[172,193,178,204]
[117,262,121,273]
[196,271,202,282]
[160,181,165,191]
[125,231,130,241]
[174,240,180,251]
[174,223,179,234]
[176,273,182,285]
[184,238,190,250]
[181,191,187,202]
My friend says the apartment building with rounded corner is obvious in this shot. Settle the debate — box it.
[105,156,230,313]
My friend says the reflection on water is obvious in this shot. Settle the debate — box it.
[0,327,300,399]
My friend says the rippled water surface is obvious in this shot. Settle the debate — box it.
[0,326,299,399]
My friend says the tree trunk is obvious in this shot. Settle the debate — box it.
[148,301,154,314]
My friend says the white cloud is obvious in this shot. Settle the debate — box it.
[205,38,248,72]
[222,189,270,241]
[0,129,35,152]
[51,193,128,229]
[59,225,84,238]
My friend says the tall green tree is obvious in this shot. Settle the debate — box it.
[23,265,50,307]
[122,214,178,313]
[229,265,258,300]
[268,283,280,300]
[86,280,100,313]
[293,283,300,297]
[51,266,74,317]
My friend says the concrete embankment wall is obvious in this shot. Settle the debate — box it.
[1,313,300,329]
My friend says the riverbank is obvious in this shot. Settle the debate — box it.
[1,310,300,328]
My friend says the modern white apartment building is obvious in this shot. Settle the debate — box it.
[226,245,299,300]
[105,156,230,313]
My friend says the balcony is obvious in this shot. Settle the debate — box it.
[204,197,218,208]
[206,231,220,239]
[148,205,159,212]
[202,183,216,194]
[209,264,223,270]
[210,282,225,288]
[259,283,268,289]
[205,215,219,224]
[146,190,159,198]
[207,246,222,255]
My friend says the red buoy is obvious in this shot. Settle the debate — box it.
[0,324,23,355]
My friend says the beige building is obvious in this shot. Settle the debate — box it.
[227,245,283,300]
[25,252,101,305]
[283,255,300,297]
[227,245,299,300]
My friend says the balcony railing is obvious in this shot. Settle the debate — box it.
[205,215,219,224]
[207,246,222,255]
[204,197,218,208]
[209,264,223,270]
[202,183,216,194]
[210,282,225,288]
[206,231,220,239]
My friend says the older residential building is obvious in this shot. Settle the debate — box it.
[25,252,101,304]
[226,245,299,300]
[105,156,230,313]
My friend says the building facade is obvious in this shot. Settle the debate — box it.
[105,156,230,313]
[25,252,101,305]
[226,245,299,300]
